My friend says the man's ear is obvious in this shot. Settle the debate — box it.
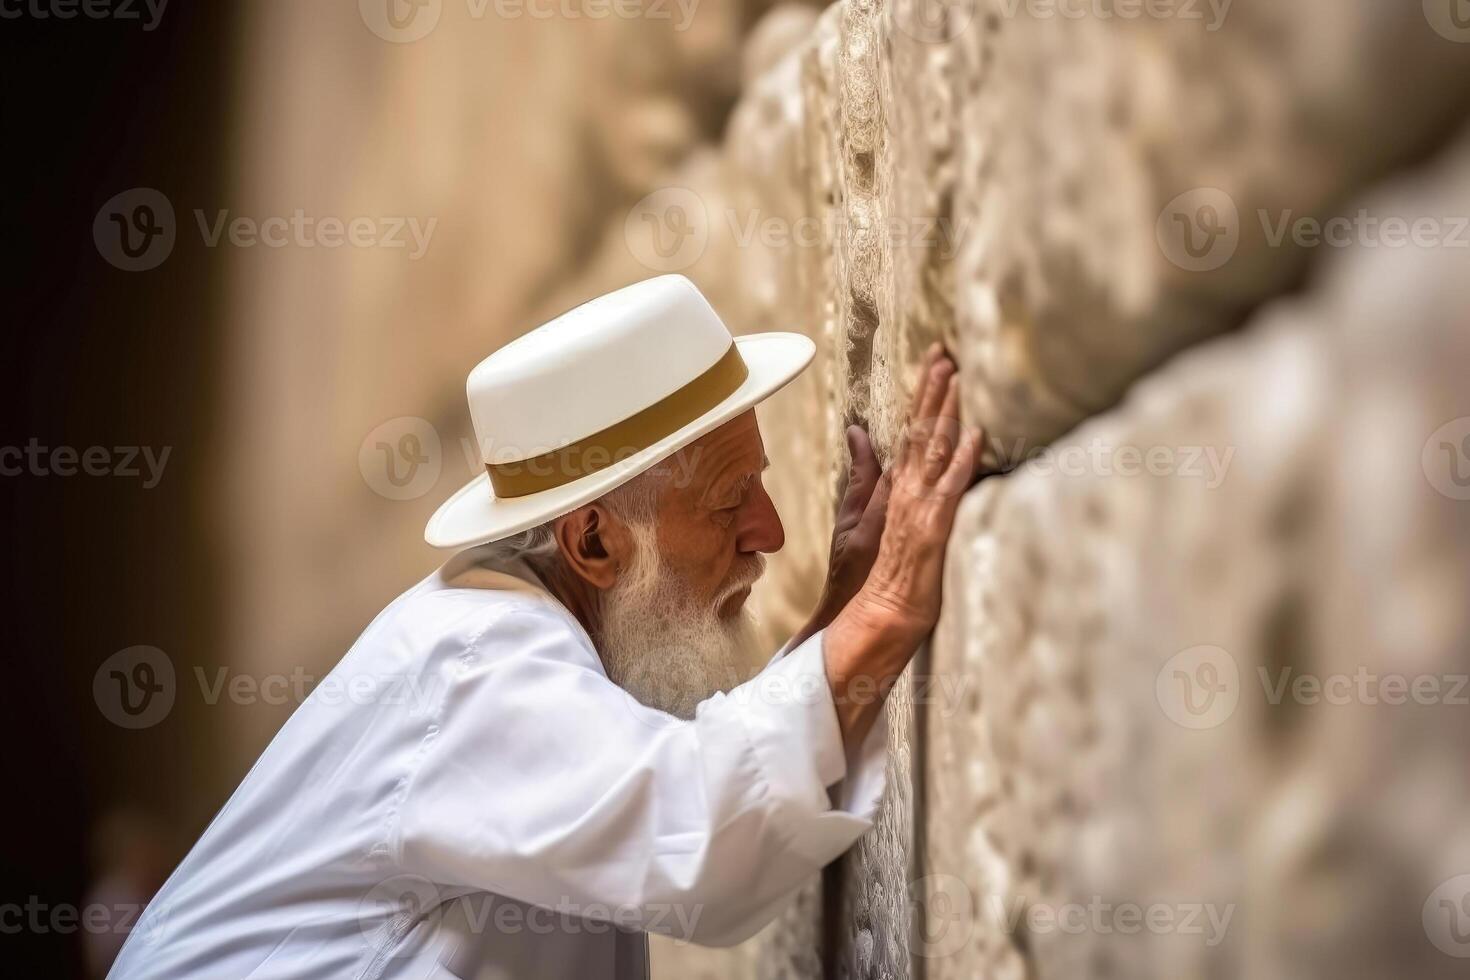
[552,503,633,590]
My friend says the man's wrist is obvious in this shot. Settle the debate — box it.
[821,595,922,748]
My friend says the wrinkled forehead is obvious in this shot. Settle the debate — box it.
[662,410,767,496]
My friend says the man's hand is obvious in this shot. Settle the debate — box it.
[823,345,983,749]
[790,424,892,650]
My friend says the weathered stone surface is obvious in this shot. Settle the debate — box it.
[733,0,1470,464]
[942,0,1470,453]
[922,130,1470,980]
[661,0,1470,975]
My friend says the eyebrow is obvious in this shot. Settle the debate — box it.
[708,456,769,508]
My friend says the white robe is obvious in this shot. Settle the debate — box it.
[108,544,888,978]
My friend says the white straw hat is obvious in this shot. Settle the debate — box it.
[425,275,815,549]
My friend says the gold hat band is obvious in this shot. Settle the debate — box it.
[486,343,750,499]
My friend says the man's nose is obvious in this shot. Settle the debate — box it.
[737,483,785,555]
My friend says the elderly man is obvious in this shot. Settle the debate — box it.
[109,276,981,979]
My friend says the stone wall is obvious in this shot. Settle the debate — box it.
[656,1,1470,976]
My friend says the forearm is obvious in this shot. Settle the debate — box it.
[821,596,922,750]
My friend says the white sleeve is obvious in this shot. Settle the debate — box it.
[395,608,888,947]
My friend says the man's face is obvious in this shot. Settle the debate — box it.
[651,409,785,619]
[596,411,786,718]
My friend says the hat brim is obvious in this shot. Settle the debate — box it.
[424,331,816,550]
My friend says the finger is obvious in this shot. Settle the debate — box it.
[837,426,880,527]
[856,467,892,540]
[905,358,956,467]
[918,356,955,423]
[936,426,981,498]
[921,379,962,483]
[905,345,941,428]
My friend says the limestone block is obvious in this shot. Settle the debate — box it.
[832,676,918,980]
[761,0,1470,461]
[922,129,1470,980]
[943,0,1470,452]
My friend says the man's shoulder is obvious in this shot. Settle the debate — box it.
[375,565,594,664]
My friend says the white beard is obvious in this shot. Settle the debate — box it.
[597,522,764,719]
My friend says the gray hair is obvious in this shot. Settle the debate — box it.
[481,467,666,575]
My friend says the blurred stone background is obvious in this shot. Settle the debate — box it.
[8,0,1470,975]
